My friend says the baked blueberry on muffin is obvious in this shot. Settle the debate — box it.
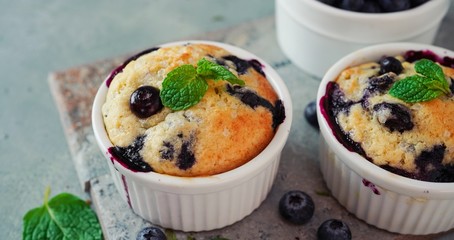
[321,51,454,182]
[102,43,285,177]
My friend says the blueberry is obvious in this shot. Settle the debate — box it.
[378,0,410,12]
[226,85,273,110]
[415,144,446,181]
[410,0,429,8]
[361,74,396,108]
[248,59,266,77]
[130,86,163,118]
[109,135,153,172]
[317,219,352,240]
[366,73,395,94]
[176,140,196,170]
[279,190,315,225]
[159,141,175,160]
[360,0,382,13]
[329,83,354,116]
[272,100,286,130]
[136,226,167,240]
[431,164,454,183]
[339,0,365,11]
[226,84,285,130]
[379,56,403,75]
[443,56,454,68]
[318,0,339,6]
[404,50,438,63]
[450,78,454,94]
[372,102,414,133]
[222,55,249,75]
[304,101,319,129]
[221,55,266,77]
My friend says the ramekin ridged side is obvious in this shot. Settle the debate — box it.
[320,139,454,235]
[317,43,454,235]
[108,151,280,231]
[92,40,293,232]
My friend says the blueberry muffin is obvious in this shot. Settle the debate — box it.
[322,51,454,182]
[102,43,285,177]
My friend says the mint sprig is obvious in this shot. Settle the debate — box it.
[23,187,103,240]
[197,58,245,85]
[389,59,451,103]
[160,58,245,110]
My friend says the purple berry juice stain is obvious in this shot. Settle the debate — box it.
[107,150,115,165]
[107,135,153,172]
[404,50,454,68]
[362,179,380,195]
[121,175,132,208]
[319,82,366,156]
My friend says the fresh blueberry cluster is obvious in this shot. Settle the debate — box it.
[318,0,430,13]
[279,190,352,240]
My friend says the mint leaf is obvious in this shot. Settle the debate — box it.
[389,59,450,103]
[415,59,449,88]
[160,64,209,111]
[160,58,246,110]
[197,58,245,86]
[389,75,446,102]
[23,187,103,240]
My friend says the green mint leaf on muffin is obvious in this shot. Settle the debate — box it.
[197,58,245,86]
[389,59,450,103]
[23,187,103,240]
[160,64,209,111]
[161,58,245,110]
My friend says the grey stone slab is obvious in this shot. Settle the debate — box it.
[49,15,454,239]
[90,175,151,240]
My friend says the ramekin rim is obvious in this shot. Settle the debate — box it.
[92,40,293,190]
[316,42,454,198]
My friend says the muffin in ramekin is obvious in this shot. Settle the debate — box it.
[92,40,292,231]
[317,42,454,235]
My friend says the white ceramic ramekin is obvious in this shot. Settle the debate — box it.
[317,42,454,235]
[92,40,293,231]
[276,0,450,78]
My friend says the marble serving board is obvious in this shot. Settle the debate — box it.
[49,16,452,240]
